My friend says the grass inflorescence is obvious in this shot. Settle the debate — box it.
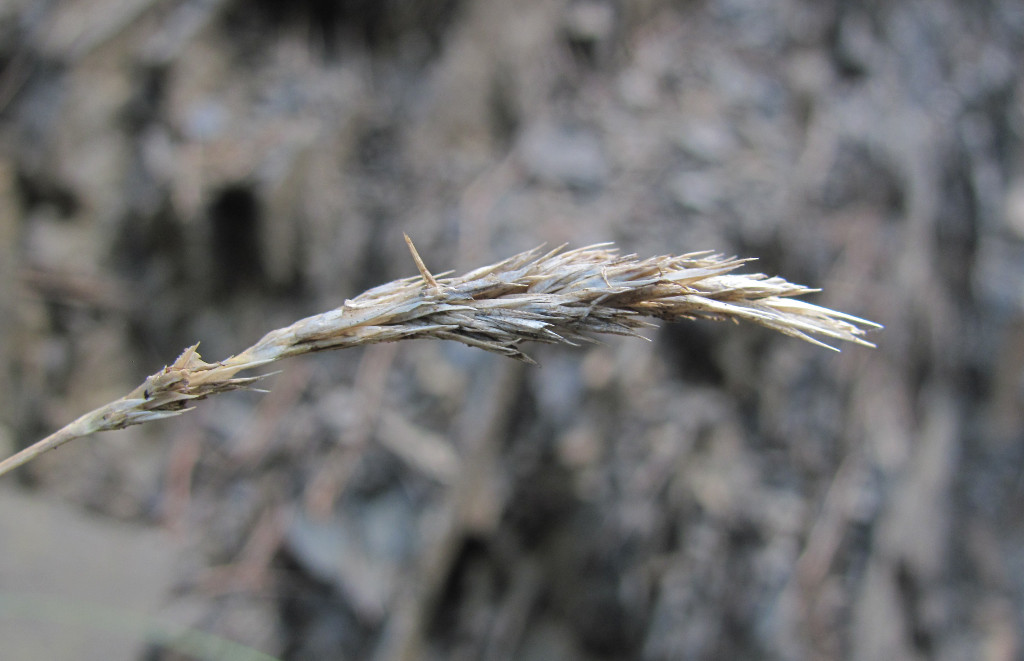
[0,236,879,477]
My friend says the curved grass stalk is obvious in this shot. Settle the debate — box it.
[0,236,879,477]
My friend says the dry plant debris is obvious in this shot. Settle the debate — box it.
[0,236,879,477]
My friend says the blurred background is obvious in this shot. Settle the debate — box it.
[0,0,1021,659]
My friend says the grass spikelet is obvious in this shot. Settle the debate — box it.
[0,239,880,476]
